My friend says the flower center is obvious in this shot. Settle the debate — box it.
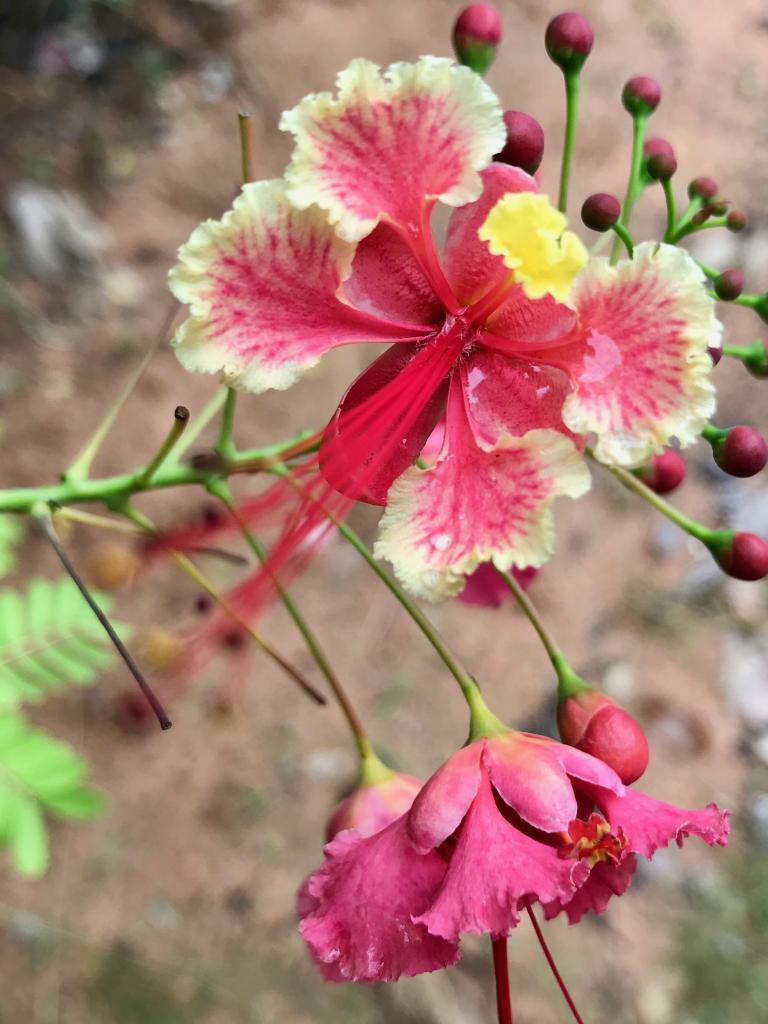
[559,812,628,868]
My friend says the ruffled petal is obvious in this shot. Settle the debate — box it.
[407,742,483,854]
[320,342,448,505]
[413,771,588,941]
[558,243,719,466]
[463,350,575,445]
[169,180,421,393]
[443,163,536,305]
[543,856,637,925]
[343,222,442,325]
[592,787,730,859]
[280,57,505,243]
[299,819,458,982]
[374,376,591,600]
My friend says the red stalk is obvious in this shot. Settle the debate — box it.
[491,936,513,1024]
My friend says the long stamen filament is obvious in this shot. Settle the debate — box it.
[525,901,585,1024]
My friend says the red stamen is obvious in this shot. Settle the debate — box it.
[525,901,586,1024]
[491,936,514,1024]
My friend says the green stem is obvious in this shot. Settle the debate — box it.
[557,70,581,214]
[611,112,647,263]
[497,570,587,698]
[610,221,634,258]
[672,215,729,243]
[662,178,677,242]
[120,503,326,706]
[65,300,178,481]
[215,388,238,460]
[137,406,189,487]
[590,452,723,544]
[210,481,372,758]
[238,111,254,184]
[168,386,228,462]
[335,524,487,716]
[0,430,316,515]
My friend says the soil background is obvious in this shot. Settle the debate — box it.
[1,1,768,1022]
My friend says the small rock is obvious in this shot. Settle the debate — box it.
[5,183,108,278]
[303,747,356,781]
[720,631,768,728]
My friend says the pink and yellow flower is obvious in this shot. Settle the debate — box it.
[170,57,719,601]
[298,728,729,982]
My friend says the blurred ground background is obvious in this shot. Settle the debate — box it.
[1,0,767,1021]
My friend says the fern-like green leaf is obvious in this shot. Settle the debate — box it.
[0,516,23,579]
[0,576,128,710]
[0,711,105,877]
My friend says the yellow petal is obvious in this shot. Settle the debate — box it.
[478,192,587,303]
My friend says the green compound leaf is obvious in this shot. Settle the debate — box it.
[0,576,129,710]
[0,516,23,579]
[0,711,105,877]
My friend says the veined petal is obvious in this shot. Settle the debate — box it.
[169,180,420,394]
[413,771,587,941]
[374,377,591,601]
[343,222,442,325]
[280,57,505,243]
[559,242,719,466]
[478,192,588,303]
[299,818,458,982]
[463,351,575,445]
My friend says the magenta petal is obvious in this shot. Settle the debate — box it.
[594,787,730,859]
[407,742,483,853]
[457,562,537,608]
[414,771,588,941]
[443,163,535,304]
[343,223,442,326]
[486,289,578,347]
[543,856,637,925]
[299,819,458,982]
[551,740,625,796]
[320,342,448,504]
[486,734,580,832]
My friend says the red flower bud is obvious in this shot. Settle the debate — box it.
[708,345,723,366]
[453,4,502,75]
[688,176,718,201]
[326,770,422,841]
[545,12,594,73]
[713,425,768,478]
[494,110,545,174]
[646,151,677,181]
[714,269,744,301]
[643,137,675,161]
[558,689,650,784]
[637,449,686,494]
[726,209,747,232]
[581,192,620,232]
[622,75,661,116]
[114,691,155,733]
[713,532,768,581]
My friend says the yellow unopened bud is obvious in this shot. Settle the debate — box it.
[87,541,139,590]
[140,627,182,671]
